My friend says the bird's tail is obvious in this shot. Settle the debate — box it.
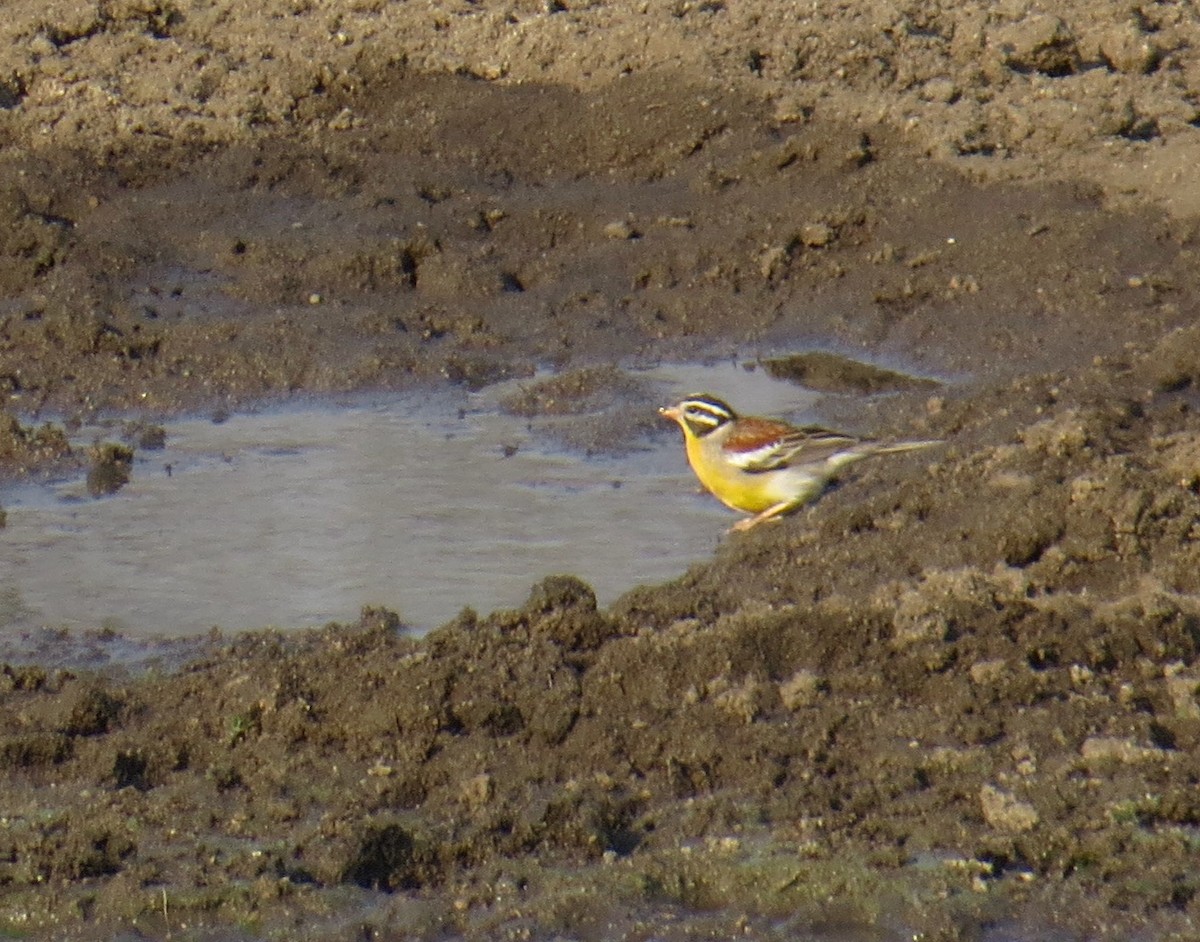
[824,438,941,474]
[872,439,942,455]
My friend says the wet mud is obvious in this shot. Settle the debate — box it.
[2,0,1200,938]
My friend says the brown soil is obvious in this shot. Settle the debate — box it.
[2,0,1200,938]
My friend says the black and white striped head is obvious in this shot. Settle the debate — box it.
[659,394,737,438]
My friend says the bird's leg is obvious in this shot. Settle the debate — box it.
[728,501,796,533]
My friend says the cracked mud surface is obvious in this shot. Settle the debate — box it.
[2,0,1200,938]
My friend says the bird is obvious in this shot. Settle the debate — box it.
[659,393,940,533]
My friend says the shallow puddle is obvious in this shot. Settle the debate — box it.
[0,362,827,641]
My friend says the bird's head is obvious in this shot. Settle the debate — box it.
[659,395,737,438]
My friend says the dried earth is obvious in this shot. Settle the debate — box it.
[2,0,1200,939]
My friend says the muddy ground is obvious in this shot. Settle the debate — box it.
[2,0,1200,939]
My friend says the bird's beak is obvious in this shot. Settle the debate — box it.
[659,405,681,422]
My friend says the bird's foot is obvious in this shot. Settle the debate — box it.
[727,515,782,534]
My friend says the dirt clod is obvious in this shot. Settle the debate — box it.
[85,443,134,497]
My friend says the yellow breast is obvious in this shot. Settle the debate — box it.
[684,434,779,513]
